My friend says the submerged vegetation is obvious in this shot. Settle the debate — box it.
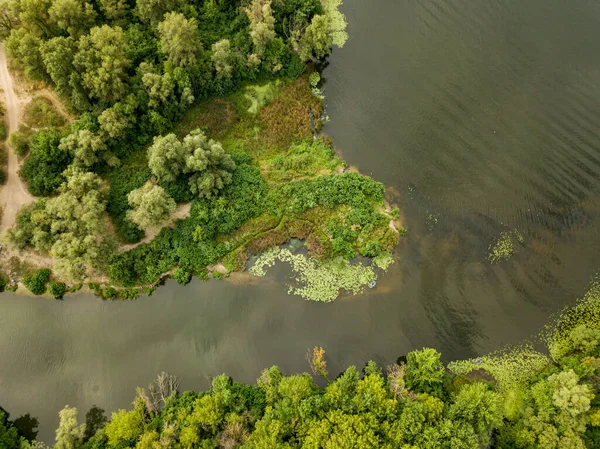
[0,0,402,300]
[4,280,600,448]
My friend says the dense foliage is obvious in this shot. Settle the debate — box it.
[19,128,72,197]
[5,314,600,449]
[22,268,51,295]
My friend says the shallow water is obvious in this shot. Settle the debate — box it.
[3,0,600,442]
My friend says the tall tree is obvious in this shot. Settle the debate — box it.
[98,95,138,139]
[183,129,236,198]
[245,0,276,56]
[60,129,119,167]
[157,12,202,68]
[211,39,234,79]
[135,0,185,27]
[40,36,78,98]
[147,133,187,182]
[55,406,85,449]
[405,348,446,396]
[48,0,96,38]
[99,0,129,23]
[73,25,131,103]
[18,0,54,36]
[126,182,176,229]
[0,0,19,40]
[5,28,48,81]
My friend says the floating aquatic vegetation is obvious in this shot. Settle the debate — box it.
[448,343,550,392]
[250,247,377,301]
[487,229,524,263]
[425,210,439,231]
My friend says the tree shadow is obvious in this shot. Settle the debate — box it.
[12,413,39,442]
[84,405,107,442]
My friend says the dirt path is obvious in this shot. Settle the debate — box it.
[120,203,192,252]
[0,43,34,231]
[37,88,74,121]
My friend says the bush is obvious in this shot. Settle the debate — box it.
[48,282,67,299]
[23,96,66,129]
[0,120,7,141]
[119,288,140,300]
[0,273,7,292]
[20,128,72,196]
[101,287,118,300]
[9,128,31,156]
[172,267,192,286]
[23,268,51,295]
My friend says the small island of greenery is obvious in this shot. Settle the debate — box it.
[0,0,402,300]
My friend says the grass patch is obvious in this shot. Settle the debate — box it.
[244,80,282,114]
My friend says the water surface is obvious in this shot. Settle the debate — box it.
[3,0,600,441]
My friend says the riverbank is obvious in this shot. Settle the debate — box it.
[4,278,600,448]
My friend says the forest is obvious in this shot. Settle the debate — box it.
[0,0,400,300]
[3,285,600,449]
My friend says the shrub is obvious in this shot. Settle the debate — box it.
[9,128,31,156]
[20,128,72,196]
[172,267,192,286]
[0,273,7,292]
[101,287,118,300]
[119,289,140,300]
[0,120,7,141]
[23,268,51,295]
[23,96,66,129]
[48,282,67,299]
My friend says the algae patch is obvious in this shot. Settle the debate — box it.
[487,229,524,263]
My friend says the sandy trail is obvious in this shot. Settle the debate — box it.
[120,203,192,252]
[0,43,34,231]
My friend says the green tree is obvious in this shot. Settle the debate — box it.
[40,37,78,99]
[405,348,446,396]
[104,399,146,448]
[157,12,202,68]
[48,0,96,38]
[448,382,501,445]
[74,25,131,103]
[0,0,19,40]
[55,406,85,449]
[18,0,54,36]
[99,0,129,23]
[126,182,176,230]
[211,39,234,79]
[20,128,72,197]
[298,14,332,62]
[0,410,21,449]
[147,133,187,182]
[135,0,185,26]
[7,168,115,281]
[245,0,276,57]
[97,95,137,139]
[183,129,236,198]
[59,129,119,167]
[5,28,48,80]
[323,0,348,48]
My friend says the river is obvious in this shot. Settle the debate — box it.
[3,0,600,442]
